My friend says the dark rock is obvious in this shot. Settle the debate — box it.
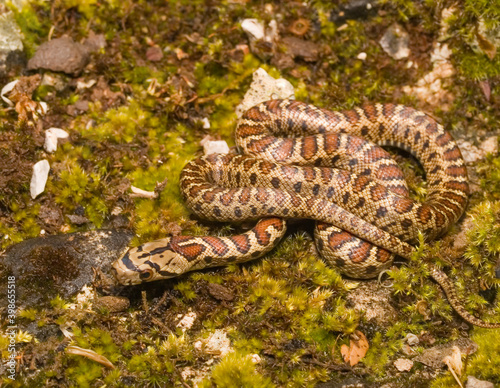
[281,36,321,62]
[66,214,90,225]
[27,36,90,75]
[0,230,133,310]
[73,99,90,112]
[330,0,378,23]
[146,46,163,62]
[207,283,234,301]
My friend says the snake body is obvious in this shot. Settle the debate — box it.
[113,100,500,328]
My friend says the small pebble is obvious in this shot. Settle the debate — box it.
[405,333,419,346]
[201,117,210,129]
[241,19,265,41]
[30,160,50,199]
[379,23,410,60]
[207,283,234,301]
[203,330,231,357]
[394,358,413,372]
[44,127,69,153]
[479,136,498,155]
[357,52,367,61]
[466,376,494,388]
[66,214,90,225]
[235,68,294,118]
[203,140,229,155]
[251,354,261,363]
[27,36,90,75]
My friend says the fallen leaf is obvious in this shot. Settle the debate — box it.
[340,344,350,363]
[340,330,369,366]
[479,80,491,101]
[65,345,114,369]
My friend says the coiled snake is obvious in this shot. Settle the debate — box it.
[113,99,500,328]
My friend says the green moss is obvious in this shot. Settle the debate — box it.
[9,1,49,57]
[200,352,274,388]
[447,0,500,80]
[467,328,500,383]
[431,328,500,387]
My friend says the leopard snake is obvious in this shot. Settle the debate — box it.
[113,99,500,328]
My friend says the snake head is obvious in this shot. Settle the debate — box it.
[112,238,189,285]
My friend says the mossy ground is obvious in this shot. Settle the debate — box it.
[1,0,500,386]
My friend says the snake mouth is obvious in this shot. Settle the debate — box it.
[110,265,132,286]
[111,250,143,286]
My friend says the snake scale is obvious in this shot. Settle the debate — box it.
[113,99,500,328]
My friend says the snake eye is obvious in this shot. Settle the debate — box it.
[139,268,154,280]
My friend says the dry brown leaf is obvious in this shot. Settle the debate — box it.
[340,344,350,363]
[340,330,370,366]
[479,80,491,101]
[65,345,115,369]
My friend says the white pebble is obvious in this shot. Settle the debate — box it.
[241,19,265,41]
[30,160,50,199]
[405,333,419,346]
[44,127,69,152]
[203,140,229,155]
[479,136,498,155]
[394,358,413,372]
[357,52,367,61]
[251,354,261,363]
[1,79,19,106]
[235,68,295,118]
[201,117,211,129]
[203,330,232,357]
[176,311,197,331]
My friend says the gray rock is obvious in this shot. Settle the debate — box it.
[0,9,25,76]
[466,376,494,388]
[27,36,90,75]
[414,338,478,369]
[346,281,398,326]
[0,230,133,309]
[379,23,410,60]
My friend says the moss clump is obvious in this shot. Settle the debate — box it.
[9,1,49,57]
[200,352,274,388]
[446,0,500,80]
